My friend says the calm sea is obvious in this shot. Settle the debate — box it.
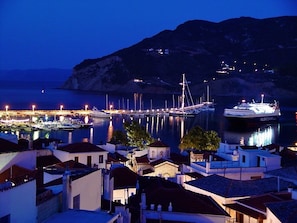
[0,80,296,153]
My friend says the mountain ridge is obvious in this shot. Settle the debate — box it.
[62,16,297,99]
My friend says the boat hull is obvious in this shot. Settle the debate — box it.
[225,115,280,128]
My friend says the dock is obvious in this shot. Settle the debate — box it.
[0,109,91,118]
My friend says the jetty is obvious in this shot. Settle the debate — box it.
[0,75,214,120]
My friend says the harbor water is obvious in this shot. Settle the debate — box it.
[0,80,296,153]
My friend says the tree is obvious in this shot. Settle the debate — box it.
[110,129,128,146]
[123,121,154,150]
[179,126,220,152]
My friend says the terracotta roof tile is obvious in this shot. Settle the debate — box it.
[149,140,169,147]
[150,159,177,167]
[0,165,36,185]
[225,203,266,219]
[136,155,149,164]
[0,138,27,153]
[186,175,295,198]
[130,177,229,216]
[58,142,106,153]
[265,200,297,223]
[37,155,61,168]
[110,166,138,189]
[107,152,129,163]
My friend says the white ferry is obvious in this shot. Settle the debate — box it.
[224,94,281,127]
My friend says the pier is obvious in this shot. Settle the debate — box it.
[0,101,214,120]
[0,109,90,118]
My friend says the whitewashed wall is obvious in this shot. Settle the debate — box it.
[0,180,36,223]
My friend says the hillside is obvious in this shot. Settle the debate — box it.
[62,16,297,99]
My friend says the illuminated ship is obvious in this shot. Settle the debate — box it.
[224,94,281,127]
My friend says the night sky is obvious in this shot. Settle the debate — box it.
[0,0,297,70]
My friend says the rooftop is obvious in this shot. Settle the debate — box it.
[0,138,28,153]
[110,166,138,189]
[266,200,297,223]
[186,175,295,198]
[129,176,229,216]
[265,166,297,182]
[57,142,106,153]
[149,140,169,147]
[42,209,119,223]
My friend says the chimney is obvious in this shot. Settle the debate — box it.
[157,204,162,211]
[150,204,155,210]
[168,202,172,212]
[62,170,71,212]
[141,192,146,210]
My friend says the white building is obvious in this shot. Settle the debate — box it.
[0,179,36,223]
[44,168,102,211]
[0,138,36,172]
[53,142,108,169]
[103,165,138,205]
[147,139,170,161]
[185,142,281,180]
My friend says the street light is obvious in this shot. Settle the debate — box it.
[85,104,88,111]
[5,105,9,113]
[32,104,36,113]
[60,105,63,111]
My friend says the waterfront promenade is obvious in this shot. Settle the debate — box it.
[0,108,170,119]
[0,109,91,118]
[0,101,214,119]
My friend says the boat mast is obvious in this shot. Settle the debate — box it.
[181,73,186,112]
[207,85,210,102]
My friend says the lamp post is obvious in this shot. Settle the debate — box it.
[85,104,88,111]
[32,104,36,113]
[60,105,63,111]
[5,105,9,114]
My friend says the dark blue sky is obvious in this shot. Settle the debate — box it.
[1,0,297,70]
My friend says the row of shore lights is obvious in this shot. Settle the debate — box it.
[4,104,90,113]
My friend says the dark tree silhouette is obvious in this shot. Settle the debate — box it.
[179,126,220,151]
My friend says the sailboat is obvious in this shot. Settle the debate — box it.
[169,74,214,116]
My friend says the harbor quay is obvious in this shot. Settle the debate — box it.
[0,109,91,118]
[0,108,171,120]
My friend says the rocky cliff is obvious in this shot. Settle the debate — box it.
[62,16,297,98]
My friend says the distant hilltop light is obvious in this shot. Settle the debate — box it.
[133,79,143,83]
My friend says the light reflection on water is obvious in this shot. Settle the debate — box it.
[14,113,282,153]
[1,81,296,152]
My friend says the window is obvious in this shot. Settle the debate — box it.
[74,156,78,162]
[242,155,246,163]
[87,156,92,167]
[99,155,104,163]
[73,194,80,209]
[236,212,243,223]
[151,150,155,159]
[160,151,164,157]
